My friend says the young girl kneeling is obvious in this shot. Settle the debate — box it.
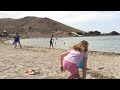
[60,40,88,79]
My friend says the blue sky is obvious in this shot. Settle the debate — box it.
[0,11,120,33]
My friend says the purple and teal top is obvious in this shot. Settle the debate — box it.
[63,50,88,66]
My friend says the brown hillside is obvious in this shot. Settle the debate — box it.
[0,16,86,38]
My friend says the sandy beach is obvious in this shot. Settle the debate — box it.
[0,42,120,79]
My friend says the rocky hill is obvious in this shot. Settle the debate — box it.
[0,16,86,38]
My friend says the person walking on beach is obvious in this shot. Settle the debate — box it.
[13,32,22,49]
[49,35,54,48]
[60,40,89,79]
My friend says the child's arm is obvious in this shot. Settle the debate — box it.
[60,50,70,72]
[60,50,70,66]
[82,57,87,79]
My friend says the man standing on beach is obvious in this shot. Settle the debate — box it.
[49,35,54,48]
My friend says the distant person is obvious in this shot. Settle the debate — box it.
[49,35,54,48]
[13,33,22,49]
[60,40,89,79]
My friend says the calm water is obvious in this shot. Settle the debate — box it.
[9,36,120,53]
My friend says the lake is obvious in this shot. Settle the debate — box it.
[9,36,120,53]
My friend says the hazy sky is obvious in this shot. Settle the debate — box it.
[0,11,120,33]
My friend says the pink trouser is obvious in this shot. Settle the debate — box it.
[63,60,79,75]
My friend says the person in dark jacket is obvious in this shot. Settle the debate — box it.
[13,33,22,49]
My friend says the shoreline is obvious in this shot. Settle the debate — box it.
[4,39,120,55]
[88,50,120,55]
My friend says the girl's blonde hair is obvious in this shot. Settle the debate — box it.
[71,40,88,51]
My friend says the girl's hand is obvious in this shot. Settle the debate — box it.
[60,66,64,72]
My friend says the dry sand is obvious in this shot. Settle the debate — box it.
[0,42,120,79]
